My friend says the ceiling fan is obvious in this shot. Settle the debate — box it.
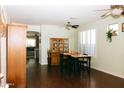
[65,22,79,30]
[97,5,124,18]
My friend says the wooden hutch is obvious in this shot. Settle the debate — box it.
[49,38,69,65]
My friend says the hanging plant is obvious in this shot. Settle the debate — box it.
[106,29,113,42]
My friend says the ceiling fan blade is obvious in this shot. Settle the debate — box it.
[95,9,111,11]
[121,10,124,15]
[72,25,79,29]
[101,11,111,18]
[65,26,70,30]
[111,5,124,9]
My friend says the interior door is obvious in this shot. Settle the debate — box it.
[7,24,27,88]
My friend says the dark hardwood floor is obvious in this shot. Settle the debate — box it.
[26,59,124,88]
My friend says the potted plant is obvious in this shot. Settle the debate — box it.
[106,29,113,42]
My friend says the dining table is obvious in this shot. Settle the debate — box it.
[60,52,91,73]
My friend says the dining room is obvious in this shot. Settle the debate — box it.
[0,4,124,88]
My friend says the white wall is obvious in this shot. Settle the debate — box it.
[0,5,10,87]
[78,16,124,79]
[0,38,6,86]
[27,25,76,65]
[73,30,78,51]
[27,25,41,32]
[40,25,75,65]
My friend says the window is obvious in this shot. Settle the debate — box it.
[79,29,96,56]
[26,38,36,47]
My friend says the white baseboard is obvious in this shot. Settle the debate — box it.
[39,62,48,65]
[92,66,124,79]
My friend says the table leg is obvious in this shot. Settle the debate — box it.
[88,57,91,73]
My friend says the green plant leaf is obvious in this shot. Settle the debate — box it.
[106,29,113,43]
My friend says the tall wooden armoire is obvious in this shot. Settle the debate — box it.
[0,18,2,83]
[7,24,27,88]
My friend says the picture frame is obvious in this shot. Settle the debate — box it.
[108,23,118,36]
[122,23,124,32]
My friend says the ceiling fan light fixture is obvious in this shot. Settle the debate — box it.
[66,22,71,27]
[99,5,124,18]
[111,8,123,16]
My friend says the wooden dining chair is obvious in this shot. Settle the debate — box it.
[60,54,68,72]
[47,50,51,66]
[66,55,75,73]
[78,57,89,73]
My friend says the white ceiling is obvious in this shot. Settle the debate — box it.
[6,5,110,25]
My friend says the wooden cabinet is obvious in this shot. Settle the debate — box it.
[7,24,27,88]
[51,52,59,65]
[50,38,69,65]
[50,38,69,53]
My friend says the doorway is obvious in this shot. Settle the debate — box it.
[26,31,41,63]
